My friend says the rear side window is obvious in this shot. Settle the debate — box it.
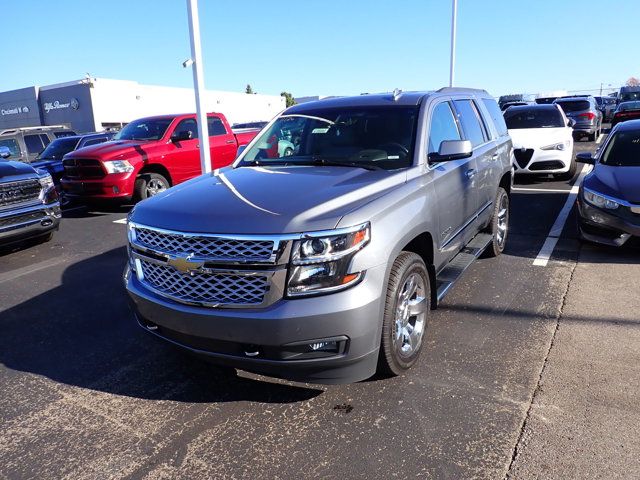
[24,134,45,155]
[208,117,228,136]
[482,98,508,136]
[0,138,21,157]
[453,100,487,147]
[428,102,462,154]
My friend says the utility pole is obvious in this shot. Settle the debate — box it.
[449,0,458,87]
[186,0,211,174]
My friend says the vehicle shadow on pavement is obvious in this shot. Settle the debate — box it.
[0,247,322,404]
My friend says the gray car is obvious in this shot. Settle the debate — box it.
[125,88,513,384]
[0,125,77,164]
[554,96,602,141]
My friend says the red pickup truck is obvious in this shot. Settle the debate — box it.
[61,112,258,202]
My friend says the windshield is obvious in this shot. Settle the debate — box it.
[555,100,590,113]
[618,101,640,111]
[36,137,80,160]
[620,92,640,103]
[601,130,640,167]
[504,108,565,129]
[237,106,419,170]
[114,118,173,141]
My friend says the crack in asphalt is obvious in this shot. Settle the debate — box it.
[503,243,582,479]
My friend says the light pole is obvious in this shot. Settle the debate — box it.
[185,0,211,174]
[449,0,458,88]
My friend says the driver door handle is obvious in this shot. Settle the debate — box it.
[465,169,476,179]
[225,139,235,144]
[491,153,500,161]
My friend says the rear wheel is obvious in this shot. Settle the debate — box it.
[378,252,430,377]
[483,187,509,257]
[134,172,169,202]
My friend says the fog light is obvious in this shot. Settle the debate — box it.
[309,341,338,352]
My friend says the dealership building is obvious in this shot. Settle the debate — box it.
[0,77,286,133]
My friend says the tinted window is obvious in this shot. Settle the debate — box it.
[454,99,486,147]
[175,118,199,139]
[601,130,640,167]
[0,138,20,157]
[555,100,590,113]
[82,137,109,147]
[54,131,76,138]
[37,137,80,160]
[504,107,565,129]
[40,134,51,147]
[620,92,640,103]
[208,117,228,136]
[482,98,508,136]
[428,102,462,154]
[24,134,45,155]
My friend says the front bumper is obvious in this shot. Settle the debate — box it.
[513,147,572,174]
[577,199,640,246]
[572,123,598,135]
[61,172,135,201]
[125,263,387,384]
[0,201,61,246]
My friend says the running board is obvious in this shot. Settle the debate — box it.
[435,233,493,303]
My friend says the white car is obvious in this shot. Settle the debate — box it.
[504,104,576,180]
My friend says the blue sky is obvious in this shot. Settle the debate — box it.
[1,0,636,98]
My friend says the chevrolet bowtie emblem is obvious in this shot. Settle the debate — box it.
[168,254,204,274]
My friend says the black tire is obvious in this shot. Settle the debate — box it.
[588,131,596,142]
[483,187,510,258]
[134,172,169,202]
[283,147,293,157]
[377,252,431,377]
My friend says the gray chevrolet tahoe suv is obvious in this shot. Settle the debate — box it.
[125,88,513,384]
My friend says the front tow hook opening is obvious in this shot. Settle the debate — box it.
[244,345,261,357]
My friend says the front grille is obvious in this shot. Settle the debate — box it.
[135,226,275,261]
[62,158,105,179]
[529,160,565,171]
[0,179,41,208]
[513,149,534,169]
[140,259,269,305]
[0,210,46,229]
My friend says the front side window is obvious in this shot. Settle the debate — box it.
[601,130,640,167]
[238,106,419,170]
[428,102,462,154]
[82,137,109,147]
[24,134,44,155]
[504,107,565,129]
[454,99,486,147]
[174,118,199,139]
[37,137,80,160]
[115,118,173,141]
[0,138,21,158]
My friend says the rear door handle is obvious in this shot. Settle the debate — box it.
[465,169,476,179]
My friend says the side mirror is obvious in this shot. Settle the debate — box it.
[236,145,247,159]
[568,118,576,127]
[171,130,193,142]
[576,152,596,165]
[429,140,473,162]
[0,146,11,159]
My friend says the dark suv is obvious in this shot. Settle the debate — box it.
[554,96,602,141]
[0,125,76,164]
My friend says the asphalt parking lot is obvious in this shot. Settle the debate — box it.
[1,131,638,479]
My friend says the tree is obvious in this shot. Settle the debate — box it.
[626,77,640,87]
[280,91,296,107]
[245,84,254,94]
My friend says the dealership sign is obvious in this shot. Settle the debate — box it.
[44,98,79,113]
[1,106,30,115]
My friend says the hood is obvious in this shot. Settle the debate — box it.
[0,160,38,180]
[586,164,640,204]
[508,128,569,149]
[130,165,406,234]
[64,139,149,160]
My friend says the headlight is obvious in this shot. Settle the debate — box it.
[38,174,58,203]
[104,160,134,174]
[541,142,566,151]
[583,188,619,209]
[38,174,54,190]
[287,223,370,296]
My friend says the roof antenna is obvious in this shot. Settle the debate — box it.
[392,88,402,101]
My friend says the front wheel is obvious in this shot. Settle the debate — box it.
[377,252,430,377]
[134,172,169,202]
[484,187,510,257]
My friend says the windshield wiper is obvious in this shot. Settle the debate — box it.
[309,157,383,170]
[240,157,383,171]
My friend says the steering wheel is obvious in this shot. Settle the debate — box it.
[376,142,409,155]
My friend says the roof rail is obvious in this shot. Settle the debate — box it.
[0,125,70,136]
[436,87,489,94]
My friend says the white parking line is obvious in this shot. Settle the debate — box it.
[532,164,593,267]
[513,187,572,193]
[113,218,127,224]
[596,133,605,144]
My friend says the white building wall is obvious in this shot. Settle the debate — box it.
[89,78,285,130]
